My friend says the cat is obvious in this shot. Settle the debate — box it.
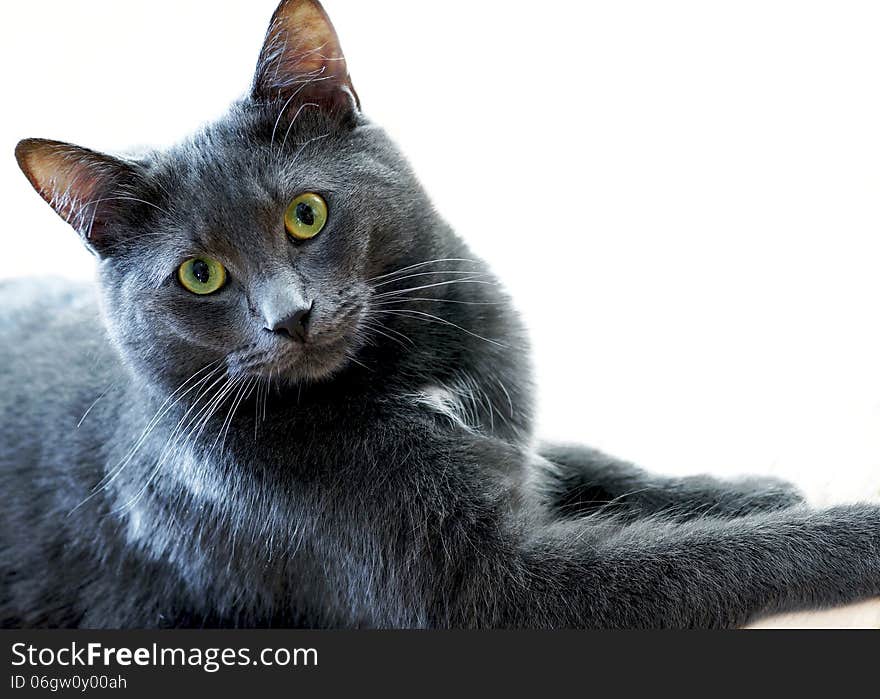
[2,0,879,628]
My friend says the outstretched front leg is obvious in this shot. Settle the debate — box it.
[447,501,880,628]
[341,424,878,628]
[539,442,804,522]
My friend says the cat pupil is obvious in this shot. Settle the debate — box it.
[192,260,210,284]
[296,202,315,226]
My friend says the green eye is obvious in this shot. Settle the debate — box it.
[178,257,226,295]
[285,192,328,240]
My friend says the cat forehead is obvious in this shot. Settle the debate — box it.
[149,112,361,197]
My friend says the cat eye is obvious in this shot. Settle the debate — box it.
[285,192,328,240]
[178,257,227,295]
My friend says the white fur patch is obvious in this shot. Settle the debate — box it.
[408,385,476,433]
[173,449,226,505]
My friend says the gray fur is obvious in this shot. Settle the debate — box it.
[2,0,879,628]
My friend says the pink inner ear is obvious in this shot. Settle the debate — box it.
[15,139,129,243]
[254,0,359,110]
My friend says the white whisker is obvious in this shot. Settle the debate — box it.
[372,278,496,299]
[372,270,485,288]
[378,309,507,348]
[366,258,478,283]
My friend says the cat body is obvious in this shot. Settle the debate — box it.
[3,0,879,628]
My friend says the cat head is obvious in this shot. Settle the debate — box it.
[14,0,485,394]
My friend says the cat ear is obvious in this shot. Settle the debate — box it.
[15,138,136,255]
[252,0,359,114]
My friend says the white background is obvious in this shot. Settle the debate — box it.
[2,0,879,503]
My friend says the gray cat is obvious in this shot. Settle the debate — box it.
[2,0,879,628]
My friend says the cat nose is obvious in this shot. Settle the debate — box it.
[265,303,312,342]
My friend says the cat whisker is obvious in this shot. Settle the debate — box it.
[345,353,371,372]
[113,371,248,516]
[254,375,271,437]
[253,377,261,438]
[213,376,257,454]
[366,258,479,283]
[213,378,247,452]
[373,296,500,307]
[360,319,414,349]
[372,269,488,288]
[372,278,497,300]
[70,362,225,516]
[264,367,274,421]
[76,381,117,428]
[493,375,515,417]
[189,374,244,447]
[183,376,241,452]
[128,368,241,487]
[377,309,507,348]
[86,361,224,492]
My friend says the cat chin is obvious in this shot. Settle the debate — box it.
[282,344,352,384]
[228,336,356,385]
